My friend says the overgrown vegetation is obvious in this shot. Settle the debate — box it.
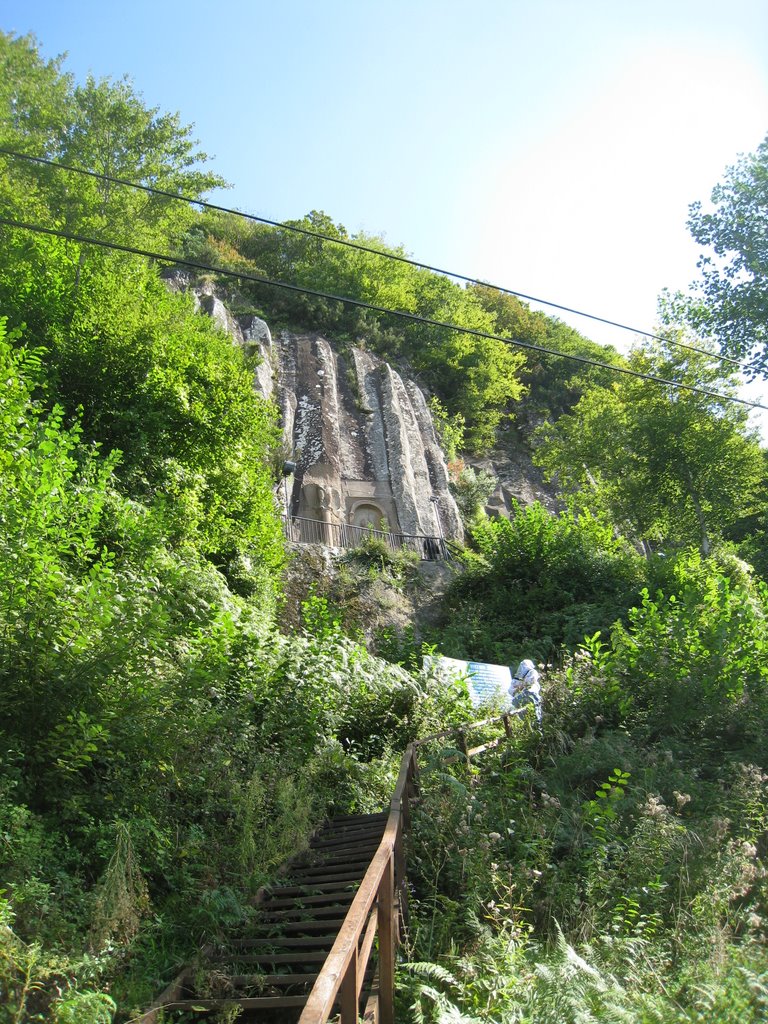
[1,30,767,1024]
[398,552,768,1022]
[435,502,647,666]
[534,338,765,557]
[0,34,467,1021]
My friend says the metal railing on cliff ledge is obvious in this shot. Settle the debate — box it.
[281,514,449,560]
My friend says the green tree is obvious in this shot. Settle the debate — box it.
[0,32,226,252]
[0,37,281,573]
[0,32,73,217]
[60,74,226,246]
[0,236,285,571]
[469,284,627,426]
[668,132,768,376]
[534,339,765,556]
[0,315,122,781]
[724,449,768,579]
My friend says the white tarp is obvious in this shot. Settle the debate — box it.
[424,655,513,708]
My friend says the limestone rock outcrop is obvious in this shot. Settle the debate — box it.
[274,332,462,543]
[164,272,463,545]
[469,444,560,518]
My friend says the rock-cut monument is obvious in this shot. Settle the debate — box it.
[166,273,463,547]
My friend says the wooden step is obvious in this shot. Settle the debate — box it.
[211,951,329,966]
[260,891,355,910]
[161,995,310,1011]
[293,860,371,877]
[301,840,381,861]
[260,903,353,922]
[264,879,359,898]
[182,971,320,988]
[256,917,347,935]
[282,872,366,888]
[315,821,386,840]
[325,812,387,825]
[228,934,338,949]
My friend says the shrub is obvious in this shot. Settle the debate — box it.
[449,463,497,524]
[438,502,645,664]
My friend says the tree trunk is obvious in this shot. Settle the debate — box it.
[689,488,711,557]
[680,462,711,557]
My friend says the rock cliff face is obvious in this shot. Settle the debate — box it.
[469,438,560,518]
[165,273,463,543]
[275,334,462,541]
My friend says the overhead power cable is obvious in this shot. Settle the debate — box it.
[1,215,765,413]
[0,146,749,372]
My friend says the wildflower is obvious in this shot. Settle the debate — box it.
[710,816,730,840]
[642,794,668,819]
[488,832,502,842]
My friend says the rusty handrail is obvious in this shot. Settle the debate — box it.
[298,711,522,1024]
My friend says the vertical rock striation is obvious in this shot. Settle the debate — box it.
[275,333,463,542]
[165,272,463,544]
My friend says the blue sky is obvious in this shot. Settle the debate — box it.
[3,0,768,421]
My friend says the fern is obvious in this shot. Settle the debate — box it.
[52,990,117,1024]
[399,961,483,1024]
[401,961,460,988]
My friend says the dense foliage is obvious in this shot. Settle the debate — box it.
[0,310,468,1020]
[0,33,284,577]
[667,132,768,377]
[468,284,627,425]
[1,31,767,1024]
[435,502,647,666]
[0,32,225,250]
[534,339,765,557]
[400,552,768,1023]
